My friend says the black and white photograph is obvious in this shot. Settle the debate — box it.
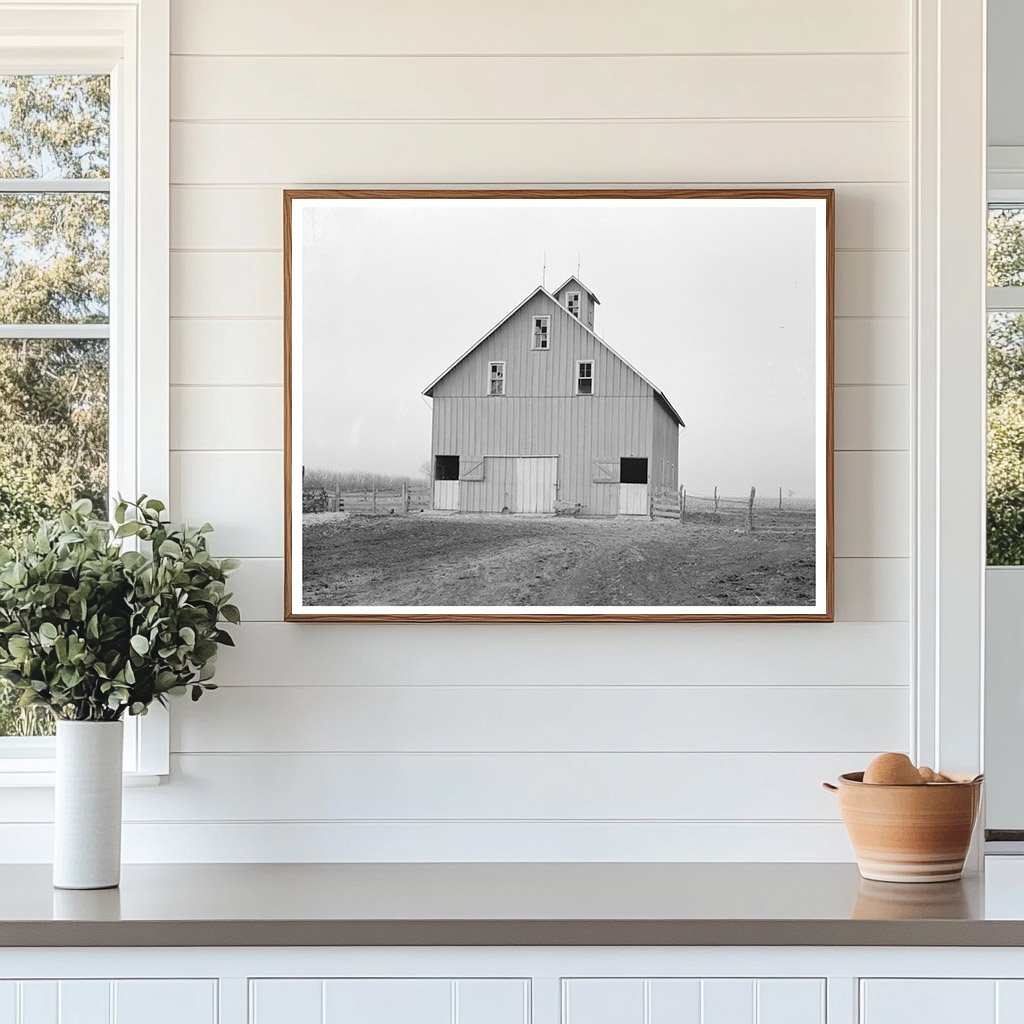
[285,190,833,621]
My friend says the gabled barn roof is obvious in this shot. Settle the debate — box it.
[551,274,601,305]
[422,285,685,428]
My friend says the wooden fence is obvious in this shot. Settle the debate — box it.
[304,483,431,516]
[651,486,815,533]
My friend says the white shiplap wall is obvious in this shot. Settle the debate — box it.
[3,0,915,861]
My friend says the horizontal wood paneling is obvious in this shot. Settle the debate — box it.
[170,451,282,557]
[170,183,909,251]
[171,386,282,450]
[170,0,910,56]
[834,386,909,450]
[834,319,909,385]
[835,251,909,318]
[114,752,863,821]
[210,621,910,687]
[0,820,856,862]
[170,250,907,320]
[171,55,908,121]
[171,685,909,754]
[0,0,919,866]
[834,452,910,558]
[833,558,909,621]
[170,320,284,385]
[170,121,909,185]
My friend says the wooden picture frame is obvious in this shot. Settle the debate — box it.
[284,189,834,622]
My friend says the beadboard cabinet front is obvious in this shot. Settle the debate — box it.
[0,979,217,1024]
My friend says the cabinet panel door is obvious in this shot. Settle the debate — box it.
[456,980,530,1024]
[323,980,451,1024]
[861,981,997,1024]
[0,981,216,1024]
[113,980,217,1024]
[563,978,825,1024]
[250,980,322,1024]
[563,980,645,1024]
[756,980,826,1024]
[0,983,16,1024]
[251,979,529,1024]
[57,982,109,1024]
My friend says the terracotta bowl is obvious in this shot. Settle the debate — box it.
[823,772,983,883]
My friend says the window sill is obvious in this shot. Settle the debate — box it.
[0,768,164,788]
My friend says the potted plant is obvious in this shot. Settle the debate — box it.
[0,497,239,889]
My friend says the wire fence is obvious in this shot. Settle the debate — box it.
[653,486,815,533]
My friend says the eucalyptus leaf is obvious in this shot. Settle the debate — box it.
[0,496,239,722]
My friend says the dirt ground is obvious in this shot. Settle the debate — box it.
[301,512,816,608]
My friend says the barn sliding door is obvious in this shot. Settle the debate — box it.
[514,458,557,513]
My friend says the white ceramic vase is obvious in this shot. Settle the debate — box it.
[53,720,124,890]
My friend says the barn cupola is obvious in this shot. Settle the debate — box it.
[552,275,600,329]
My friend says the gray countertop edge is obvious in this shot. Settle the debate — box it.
[5,919,1024,948]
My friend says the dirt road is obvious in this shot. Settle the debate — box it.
[301,513,815,608]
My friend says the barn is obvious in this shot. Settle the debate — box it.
[422,276,685,516]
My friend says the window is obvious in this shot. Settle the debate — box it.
[620,458,648,485]
[488,360,505,395]
[0,74,112,739]
[577,360,594,395]
[435,455,460,481]
[987,205,1024,565]
[532,315,550,349]
[0,3,169,776]
[566,291,581,318]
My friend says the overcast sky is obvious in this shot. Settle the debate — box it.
[300,199,819,496]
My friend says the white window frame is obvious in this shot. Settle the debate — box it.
[566,291,581,318]
[0,0,170,785]
[531,314,550,350]
[488,360,505,396]
[913,0,986,846]
[576,359,594,396]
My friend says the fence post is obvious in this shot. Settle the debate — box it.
[680,486,685,523]
[333,482,341,513]
[372,486,377,515]
[714,486,719,514]
[748,486,756,531]
[779,486,783,510]
[403,481,409,514]
[649,494,654,520]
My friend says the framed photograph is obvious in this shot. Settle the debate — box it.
[284,189,833,622]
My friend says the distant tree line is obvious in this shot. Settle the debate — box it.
[303,467,430,493]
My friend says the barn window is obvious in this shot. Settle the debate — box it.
[532,315,550,349]
[566,291,581,318]
[488,360,505,395]
[435,455,460,481]
[577,360,594,395]
[620,458,648,484]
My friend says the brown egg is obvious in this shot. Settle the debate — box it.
[863,752,925,786]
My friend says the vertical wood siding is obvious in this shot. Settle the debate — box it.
[430,293,663,514]
[0,1,915,864]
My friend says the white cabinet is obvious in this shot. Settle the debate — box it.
[0,980,216,1024]
[562,978,825,1024]
[861,980,1024,1024]
[249,978,529,1024]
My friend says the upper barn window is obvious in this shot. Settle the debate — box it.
[566,291,581,318]
[488,360,505,395]
[577,360,594,395]
[532,315,550,349]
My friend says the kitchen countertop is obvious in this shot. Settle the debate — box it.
[6,861,1024,947]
